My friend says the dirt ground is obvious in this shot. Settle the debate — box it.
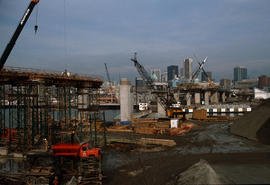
[102,121,270,185]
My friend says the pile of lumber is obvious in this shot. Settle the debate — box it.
[105,119,197,136]
[106,124,133,133]
[203,116,237,122]
[139,138,176,147]
[193,109,237,122]
[193,110,207,120]
[132,118,158,124]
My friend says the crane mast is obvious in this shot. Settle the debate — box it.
[0,0,39,70]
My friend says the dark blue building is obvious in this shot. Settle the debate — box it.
[167,65,179,82]
[234,66,247,82]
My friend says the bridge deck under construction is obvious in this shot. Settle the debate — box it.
[0,66,103,88]
[0,66,104,152]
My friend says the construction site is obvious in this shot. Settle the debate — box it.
[1,0,270,184]
[0,59,270,185]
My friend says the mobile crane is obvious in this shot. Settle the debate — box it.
[0,0,39,70]
[131,53,184,118]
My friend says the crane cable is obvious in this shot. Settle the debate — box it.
[34,3,38,34]
[64,0,70,70]
[64,0,67,57]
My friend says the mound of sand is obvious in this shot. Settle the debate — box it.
[230,99,270,145]
[167,159,230,185]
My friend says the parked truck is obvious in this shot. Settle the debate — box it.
[52,142,102,161]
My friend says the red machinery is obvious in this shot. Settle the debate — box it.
[52,143,102,161]
[1,128,18,139]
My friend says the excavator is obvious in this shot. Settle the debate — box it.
[0,0,40,70]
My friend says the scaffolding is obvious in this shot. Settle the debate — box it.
[0,66,104,151]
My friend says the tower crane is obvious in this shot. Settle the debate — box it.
[0,0,40,70]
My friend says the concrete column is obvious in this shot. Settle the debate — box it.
[130,92,134,116]
[185,92,191,106]
[157,97,166,117]
[210,91,219,104]
[204,91,210,106]
[120,78,132,122]
[195,93,200,105]
[221,92,226,103]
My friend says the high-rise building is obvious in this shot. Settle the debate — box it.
[258,75,270,89]
[201,72,212,82]
[151,69,161,82]
[135,77,145,88]
[180,67,184,78]
[184,58,192,80]
[161,72,168,82]
[220,78,232,90]
[167,65,178,82]
[234,66,247,82]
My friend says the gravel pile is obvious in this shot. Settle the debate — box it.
[230,99,270,145]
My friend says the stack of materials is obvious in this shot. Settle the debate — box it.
[106,124,133,133]
[193,110,207,120]
[230,99,270,145]
[169,122,197,136]
[106,119,197,136]
[193,109,236,122]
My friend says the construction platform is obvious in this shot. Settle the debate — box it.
[0,66,103,88]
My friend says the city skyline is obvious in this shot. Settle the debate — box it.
[1,0,270,82]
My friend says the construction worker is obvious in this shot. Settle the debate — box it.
[43,138,48,151]
[71,130,75,144]
[53,176,58,185]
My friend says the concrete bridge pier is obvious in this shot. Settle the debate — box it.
[194,93,200,105]
[186,92,192,106]
[120,78,132,122]
[221,92,226,103]
[157,97,166,117]
[210,91,219,104]
[204,91,210,105]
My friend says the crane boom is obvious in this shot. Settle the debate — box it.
[104,63,111,83]
[192,55,207,81]
[131,53,153,90]
[0,0,39,70]
[131,53,172,110]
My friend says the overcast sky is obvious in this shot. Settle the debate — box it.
[0,0,270,82]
